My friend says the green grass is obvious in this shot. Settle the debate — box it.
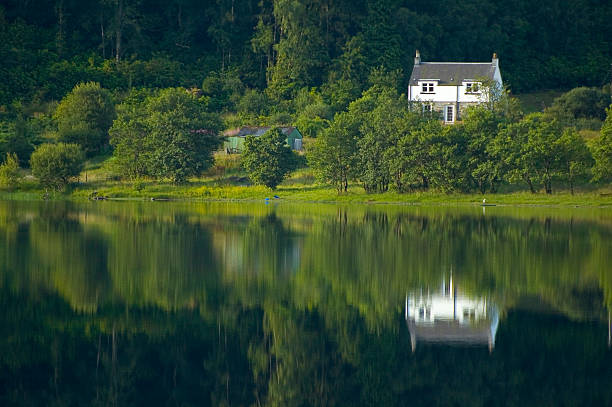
[8,179,612,207]
[5,152,612,207]
[515,89,565,114]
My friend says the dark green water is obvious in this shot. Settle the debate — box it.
[1,200,611,406]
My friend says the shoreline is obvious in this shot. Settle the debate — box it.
[2,185,612,209]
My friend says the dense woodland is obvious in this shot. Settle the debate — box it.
[2,0,612,105]
[0,0,612,194]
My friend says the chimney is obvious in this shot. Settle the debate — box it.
[414,50,421,65]
[492,52,498,67]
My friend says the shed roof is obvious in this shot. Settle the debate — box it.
[223,126,298,138]
[410,62,496,86]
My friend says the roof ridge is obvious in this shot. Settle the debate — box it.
[420,62,493,65]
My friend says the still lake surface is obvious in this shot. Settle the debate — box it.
[1,200,611,406]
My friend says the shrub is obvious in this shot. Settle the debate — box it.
[242,128,298,189]
[30,143,85,190]
[0,153,21,190]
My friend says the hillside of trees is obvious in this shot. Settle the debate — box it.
[1,0,611,107]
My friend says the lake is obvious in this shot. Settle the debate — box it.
[1,200,611,406]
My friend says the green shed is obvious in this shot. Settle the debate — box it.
[223,126,303,153]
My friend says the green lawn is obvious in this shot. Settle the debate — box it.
[8,168,610,208]
[514,89,565,114]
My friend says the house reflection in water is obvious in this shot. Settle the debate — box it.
[405,276,499,352]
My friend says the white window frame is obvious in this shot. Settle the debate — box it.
[464,81,481,94]
[445,105,454,123]
[422,103,433,113]
[420,82,436,94]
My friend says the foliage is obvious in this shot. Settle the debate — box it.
[0,153,21,190]
[110,88,222,183]
[242,128,298,189]
[546,87,610,125]
[29,143,84,190]
[0,119,35,166]
[54,82,115,156]
[591,105,612,183]
[308,112,360,193]
[555,128,593,194]
[496,113,567,194]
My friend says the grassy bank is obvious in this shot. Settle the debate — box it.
[4,176,612,208]
[3,155,612,207]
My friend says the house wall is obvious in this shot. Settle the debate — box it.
[407,294,489,324]
[409,85,485,104]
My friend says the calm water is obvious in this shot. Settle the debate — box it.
[1,200,611,406]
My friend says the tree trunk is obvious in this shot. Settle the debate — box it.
[100,14,106,59]
[525,175,535,193]
[55,0,65,57]
[115,0,123,63]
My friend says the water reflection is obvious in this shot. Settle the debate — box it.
[406,275,499,351]
[1,200,611,405]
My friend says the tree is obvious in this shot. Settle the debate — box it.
[242,128,297,189]
[0,119,35,166]
[497,113,563,194]
[30,143,84,190]
[555,128,593,194]
[110,88,222,183]
[54,82,115,156]
[591,105,612,183]
[108,89,151,179]
[308,112,359,193]
[355,86,403,193]
[463,106,507,193]
[0,153,21,190]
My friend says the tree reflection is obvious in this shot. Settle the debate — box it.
[0,201,611,405]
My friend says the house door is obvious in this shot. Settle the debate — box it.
[445,105,454,123]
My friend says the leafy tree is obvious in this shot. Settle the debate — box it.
[237,89,271,117]
[591,105,612,183]
[54,82,115,156]
[308,112,359,193]
[0,153,21,190]
[110,88,222,183]
[555,128,593,194]
[463,106,507,193]
[108,89,152,179]
[242,128,297,189]
[29,143,84,190]
[387,121,437,192]
[0,119,35,166]
[497,113,563,194]
[352,86,405,193]
[295,103,333,139]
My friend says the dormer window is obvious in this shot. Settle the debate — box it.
[421,82,435,93]
[464,82,480,94]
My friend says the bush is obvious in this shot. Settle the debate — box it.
[30,143,84,190]
[242,128,298,189]
[0,153,21,190]
[54,82,115,156]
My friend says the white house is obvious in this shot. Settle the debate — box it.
[405,276,499,351]
[408,50,503,123]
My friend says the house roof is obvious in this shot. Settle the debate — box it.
[407,319,497,350]
[410,62,497,86]
[223,126,298,138]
